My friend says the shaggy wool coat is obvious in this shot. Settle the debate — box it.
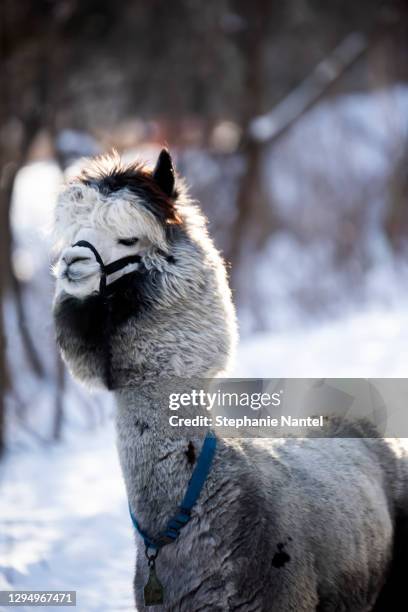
[53,150,408,611]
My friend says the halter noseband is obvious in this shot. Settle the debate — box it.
[72,240,142,295]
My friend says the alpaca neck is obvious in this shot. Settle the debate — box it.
[114,382,209,539]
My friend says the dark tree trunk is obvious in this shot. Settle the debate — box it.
[229,0,279,290]
[52,355,65,440]
[384,143,408,252]
[369,3,408,251]
[0,258,8,457]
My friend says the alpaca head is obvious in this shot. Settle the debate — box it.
[53,149,180,298]
[52,149,237,386]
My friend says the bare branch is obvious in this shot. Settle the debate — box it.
[249,33,368,144]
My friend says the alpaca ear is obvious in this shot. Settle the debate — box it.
[152,149,175,197]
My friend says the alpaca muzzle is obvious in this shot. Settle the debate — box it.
[72,240,141,295]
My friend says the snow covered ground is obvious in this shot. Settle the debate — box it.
[0,425,135,611]
[235,302,408,378]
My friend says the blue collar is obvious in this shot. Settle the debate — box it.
[128,432,217,552]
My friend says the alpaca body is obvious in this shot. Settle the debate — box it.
[116,388,406,611]
[52,150,408,611]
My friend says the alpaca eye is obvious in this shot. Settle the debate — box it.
[118,237,139,246]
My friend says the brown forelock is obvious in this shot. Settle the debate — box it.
[75,154,181,225]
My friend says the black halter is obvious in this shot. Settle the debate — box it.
[72,240,142,295]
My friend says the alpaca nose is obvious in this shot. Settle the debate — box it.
[62,253,91,266]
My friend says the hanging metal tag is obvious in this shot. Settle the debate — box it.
[144,558,164,606]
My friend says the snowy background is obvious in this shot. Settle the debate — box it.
[2,87,408,612]
[2,2,408,610]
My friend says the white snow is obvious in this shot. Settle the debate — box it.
[0,426,135,612]
[235,304,408,378]
[11,161,62,239]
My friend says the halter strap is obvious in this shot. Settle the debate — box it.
[72,240,141,294]
[129,431,217,551]
[73,240,105,267]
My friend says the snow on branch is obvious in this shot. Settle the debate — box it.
[249,32,368,144]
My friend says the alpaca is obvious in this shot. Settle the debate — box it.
[52,149,408,611]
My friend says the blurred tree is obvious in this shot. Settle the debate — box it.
[0,0,63,450]
[385,144,408,252]
[0,309,5,456]
[228,0,282,285]
[0,1,55,386]
[227,0,378,292]
[372,1,408,251]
